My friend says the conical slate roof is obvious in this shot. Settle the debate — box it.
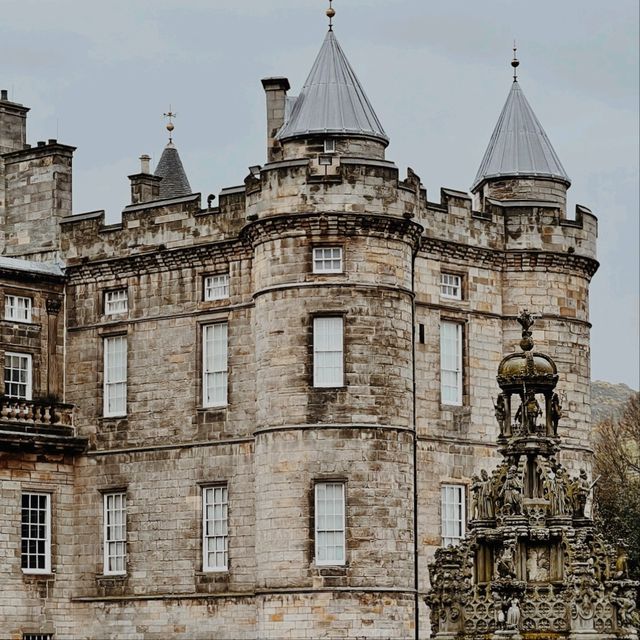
[276,30,388,144]
[471,81,570,191]
[154,142,192,199]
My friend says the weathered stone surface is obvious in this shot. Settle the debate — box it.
[0,42,600,640]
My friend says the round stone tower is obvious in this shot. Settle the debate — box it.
[247,24,422,638]
[471,59,599,472]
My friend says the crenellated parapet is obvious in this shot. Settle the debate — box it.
[60,189,246,264]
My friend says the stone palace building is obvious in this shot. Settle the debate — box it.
[0,11,598,640]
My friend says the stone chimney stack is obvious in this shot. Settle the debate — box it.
[261,77,290,162]
[0,89,29,155]
[129,154,161,204]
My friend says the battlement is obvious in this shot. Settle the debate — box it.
[59,187,248,263]
[56,156,598,271]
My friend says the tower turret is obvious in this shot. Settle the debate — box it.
[274,24,389,162]
[471,52,570,210]
[154,109,192,199]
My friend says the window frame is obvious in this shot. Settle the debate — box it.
[440,272,462,300]
[203,273,230,302]
[4,351,33,400]
[202,322,228,407]
[323,138,336,154]
[4,294,33,323]
[312,246,343,274]
[312,315,344,388]
[441,484,466,547]
[103,335,127,417]
[202,485,229,572]
[104,289,128,316]
[314,481,346,566]
[103,492,127,576]
[21,492,51,575]
[440,320,463,406]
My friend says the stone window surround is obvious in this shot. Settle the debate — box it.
[203,272,230,302]
[439,316,467,407]
[102,491,127,576]
[103,287,129,316]
[201,483,229,573]
[440,483,466,547]
[4,293,33,323]
[311,313,346,388]
[20,488,54,576]
[312,244,344,275]
[4,350,33,400]
[439,270,465,301]
[102,334,128,418]
[201,321,229,408]
[312,476,348,568]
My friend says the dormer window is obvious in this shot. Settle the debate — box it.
[323,139,336,154]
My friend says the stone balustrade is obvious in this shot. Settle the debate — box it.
[0,396,74,428]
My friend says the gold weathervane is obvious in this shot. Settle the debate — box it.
[511,41,520,82]
[326,0,335,31]
[163,107,177,143]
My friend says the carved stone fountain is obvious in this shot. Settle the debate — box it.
[425,311,639,640]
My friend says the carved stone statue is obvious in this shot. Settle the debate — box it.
[571,469,598,518]
[612,586,637,629]
[494,393,507,436]
[500,465,523,516]
[524,393,542,433]
[480,469,495,519]
[514,393,542,434]
[545,469,567,517]
[550,392,562,435]
[615,541,630,579]
[470,474,481,520]
[506,598,521,629]
[496,543,516,579]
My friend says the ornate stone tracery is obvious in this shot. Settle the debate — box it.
[425,311,639,639]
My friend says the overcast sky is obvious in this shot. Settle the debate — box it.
[1,0,638,388]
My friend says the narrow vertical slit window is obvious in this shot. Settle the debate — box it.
[5,295,32,322]
[441,484,465,547]
[4,352,32,399]
[21,493,51,573]
[203,323,228,406]
[103,336,127,417]
[315,482,345,566]
[203,486,228,571]
[440,321,462,405]
[103,492,127,575]
[313,316,344,387]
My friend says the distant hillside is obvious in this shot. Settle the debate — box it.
[591,380,637,424]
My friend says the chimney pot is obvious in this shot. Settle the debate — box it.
[139,154,151,174]
[1,89,7,101]
[48,138,57,145]
[37,141,46,147]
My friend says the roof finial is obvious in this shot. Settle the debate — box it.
[326,0,335,31]
[511,40,520,82]
[163,106,177,143]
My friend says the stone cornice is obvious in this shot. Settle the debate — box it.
[420,237,599,278]
[242,212,424,252]
[65,239,251,284]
